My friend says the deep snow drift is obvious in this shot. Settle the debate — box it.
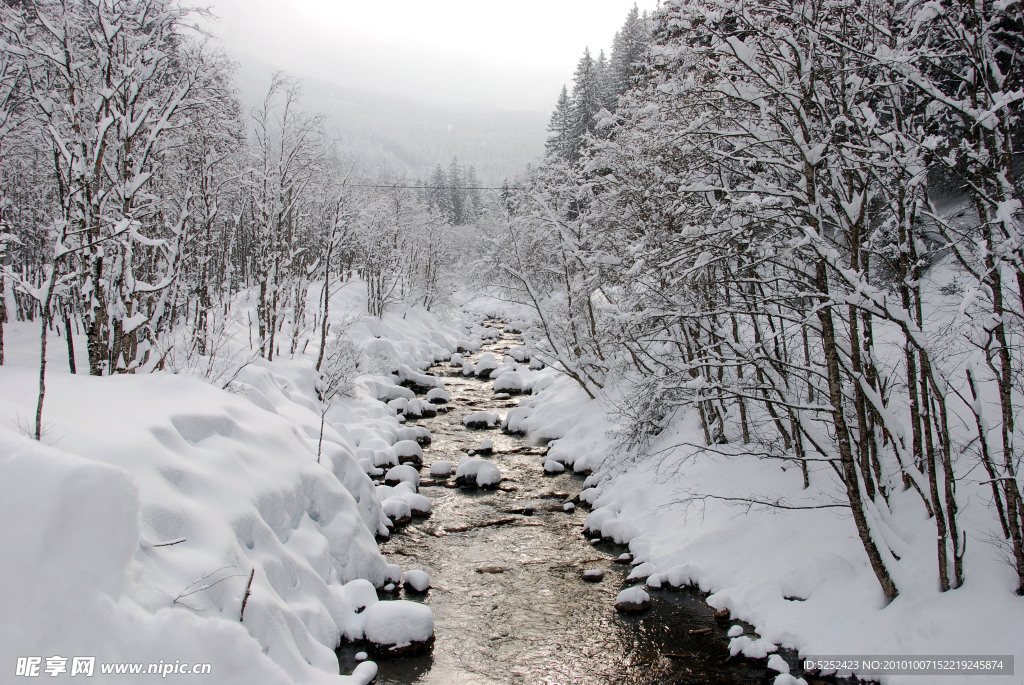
[0,284,486,683]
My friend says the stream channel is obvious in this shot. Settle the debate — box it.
[339,321,770,684]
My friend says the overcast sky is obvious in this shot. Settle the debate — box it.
[193,0,660,112]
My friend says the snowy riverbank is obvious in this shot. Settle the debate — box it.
[510,356,1024,685]
[458,295,1024,685]
[0,286,487,683]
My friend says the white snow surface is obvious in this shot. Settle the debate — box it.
[0,287,472,683]
[615,587,650,606]
[461,294,1024,685]
[455,457,502,487]
[404,570,430,592]
[429,460,452,476]
[463,410,500,428]
[361,600,434,649]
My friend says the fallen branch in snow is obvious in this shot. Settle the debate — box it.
[239,568,255,623]
[682,492,849,512]
[173,566,248,611]
[151,537,186,548]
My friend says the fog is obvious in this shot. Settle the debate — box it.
[194,0,660,112]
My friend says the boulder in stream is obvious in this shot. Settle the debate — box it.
[615,587,652,613]
[384,464,420,488]
[362,600,435,655]
[463,411,500,429]
[426,387,450,405]
[393,440,424,467]
[403,569,430,593]
[396,425,432,446]
[429,460,452,477]
[455,458,501,488]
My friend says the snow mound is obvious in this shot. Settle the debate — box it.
[395,425,431,446]
[362,601,434,651]
[615,586,652,613]
[429,460,452,477]
[508,345,530,362]
[392,439,424,466]
[426,387,450,404]
[474,353,499,377]
[463,411,500,429]
[384,464,420,488]
[396,364,443,392]
[543,459,566,474]
[0,425,375,685]
[455,458,502,488]
[403,570,430,593]
[502,406,531,434]
[493,371,525,394]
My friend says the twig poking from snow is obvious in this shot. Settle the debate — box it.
[239,568,255,623]
[151,537,186,548]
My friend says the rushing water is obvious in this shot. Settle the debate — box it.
[339,322,769,684]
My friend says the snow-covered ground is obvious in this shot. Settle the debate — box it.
[469,293,1024,685]
[5,280,1022,684]
[0,284,481,683]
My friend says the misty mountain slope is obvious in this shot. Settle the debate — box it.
[234,54,548,185]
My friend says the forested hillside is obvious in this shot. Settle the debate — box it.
[489,0,1024,601]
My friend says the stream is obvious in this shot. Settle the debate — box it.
[339,321,770,684]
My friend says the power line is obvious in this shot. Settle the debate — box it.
[341,183,516,191]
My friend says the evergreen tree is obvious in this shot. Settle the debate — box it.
[568,47,603,163]
[428,164,454,223]
[545,85,573,161]
[463,165,483,223]
[608,5,652,103]
[448,156,464,225]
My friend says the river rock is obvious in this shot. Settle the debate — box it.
[396,425,431,446]
[426,387,450,405]
[463,411,500,429]
[363,600,435,655]
[382,498,411,526]
[403,398,437,419]
[474,354,499,378]
[582,569,604,582]
[615,587,652,613]
[397,364,443,393]
[455,458,501,488]
[393,440,424,467]
[429,460,452,477]
[403,569,430,593]
[384,464,420,488]
[508,345,530,362]
[476,565,505,574]
[493,371,525,394]
[475,439,494,456]
[543,459,565,474]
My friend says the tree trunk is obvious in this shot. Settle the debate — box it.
[817,261,899,601]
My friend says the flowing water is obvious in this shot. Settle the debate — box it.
[339,322,770,684]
